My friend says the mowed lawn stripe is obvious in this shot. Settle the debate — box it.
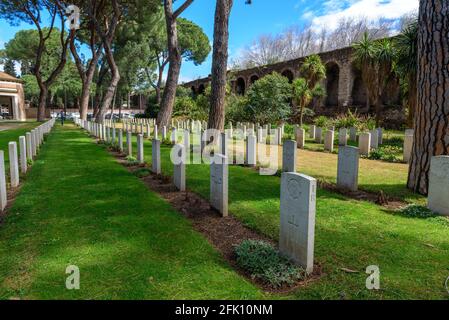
[0,124,263,300]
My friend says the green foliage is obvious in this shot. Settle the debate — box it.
[178,18,211,65]
[332,110,361,129]
[400,205,449,227]
[300,54,327,88]
[313,116,329,128]
[225,94,250,124]
[133,168,152,178]
[234,240,306,288]
[367,146,401,163]
[125,156,139,166]
[246,72,292,124]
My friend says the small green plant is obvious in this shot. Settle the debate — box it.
[133,168,151,178]
[125,156,139,166]
[400,205,449,227]
[234,240,306,288]
[27,159,34,166]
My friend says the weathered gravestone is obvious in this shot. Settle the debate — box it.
[370,129,379,149]
[337,146,360,191]
[295,127,305,149]
[338,128,347,146]
[403,134,413,163]
[349,127,357,142]
[309,125,316,139]
[280,172,316,274]
[210,154,228,217]
[282,140,297,172]
[428,156,449,216]
[315,127,322,143]
[324,130,334,152]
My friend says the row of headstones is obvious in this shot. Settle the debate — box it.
[75,119,316,273]
[0,119,56,213]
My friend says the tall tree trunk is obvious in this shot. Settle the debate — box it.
[37,86,48,121]
[407,0,449,195]
[157,0,194,127]
[208,0,233,131]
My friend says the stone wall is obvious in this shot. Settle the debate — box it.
[183,45,403,126]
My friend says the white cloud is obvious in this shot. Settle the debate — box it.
[309,0,419,31]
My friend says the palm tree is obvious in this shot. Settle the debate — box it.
[395,20,418,128]
[300,54,326,89]
[353,32,379,118]
[294,54,326,125]
[375,38,396,126]
[292,78,312,125]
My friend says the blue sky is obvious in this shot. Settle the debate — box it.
[0,0,418,82]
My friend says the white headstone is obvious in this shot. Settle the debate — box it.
[246,135,257,167]
[338,128,347,146]
[152,139,161,175]
[428,156,449,216]
[9,142,19,188]
[377,128,383,145]
[0,151,7,212]
[137,134,144,164]
[337,146,359,191]
[282,140,297,172]
[210,154,228,217]
[403,134,413,163]
[349,127,357,142]
[184,130,190,164]
[280,172,316,274]
[309,125,316,139]
[26,132,32,161]
[173,144,186,192]
[126,131,132,156]
[370,129,379,149]
[359,132,371,156]
[315,127,322,143]
[19,136,27,173]
[324,130,334,152]
[118,129,124,152]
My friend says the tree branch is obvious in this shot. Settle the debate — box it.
[173,0,194,19]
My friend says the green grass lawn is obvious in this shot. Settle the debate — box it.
[129,136,449,300]
[0,124,264,300]
[0,121,40,168]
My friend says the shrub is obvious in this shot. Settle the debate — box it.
[225,94,251,124]
[332,110,361,129]
[125,156,139,166]
[234,240,306,288]
[367,145,402,163]
[246,72,292,124]
[313,115,329,128]
[133,168,151,178]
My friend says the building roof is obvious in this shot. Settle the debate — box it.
[0,71,23,83]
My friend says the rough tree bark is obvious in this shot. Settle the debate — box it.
[208,0,234,131]
[157,0,194,127]
[407,0,449,195]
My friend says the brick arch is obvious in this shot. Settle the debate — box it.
[350,63,368,108]
[236,77,246,95]
[281,69,295,83]
[249,74,260,84]
[325,61,340,107]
